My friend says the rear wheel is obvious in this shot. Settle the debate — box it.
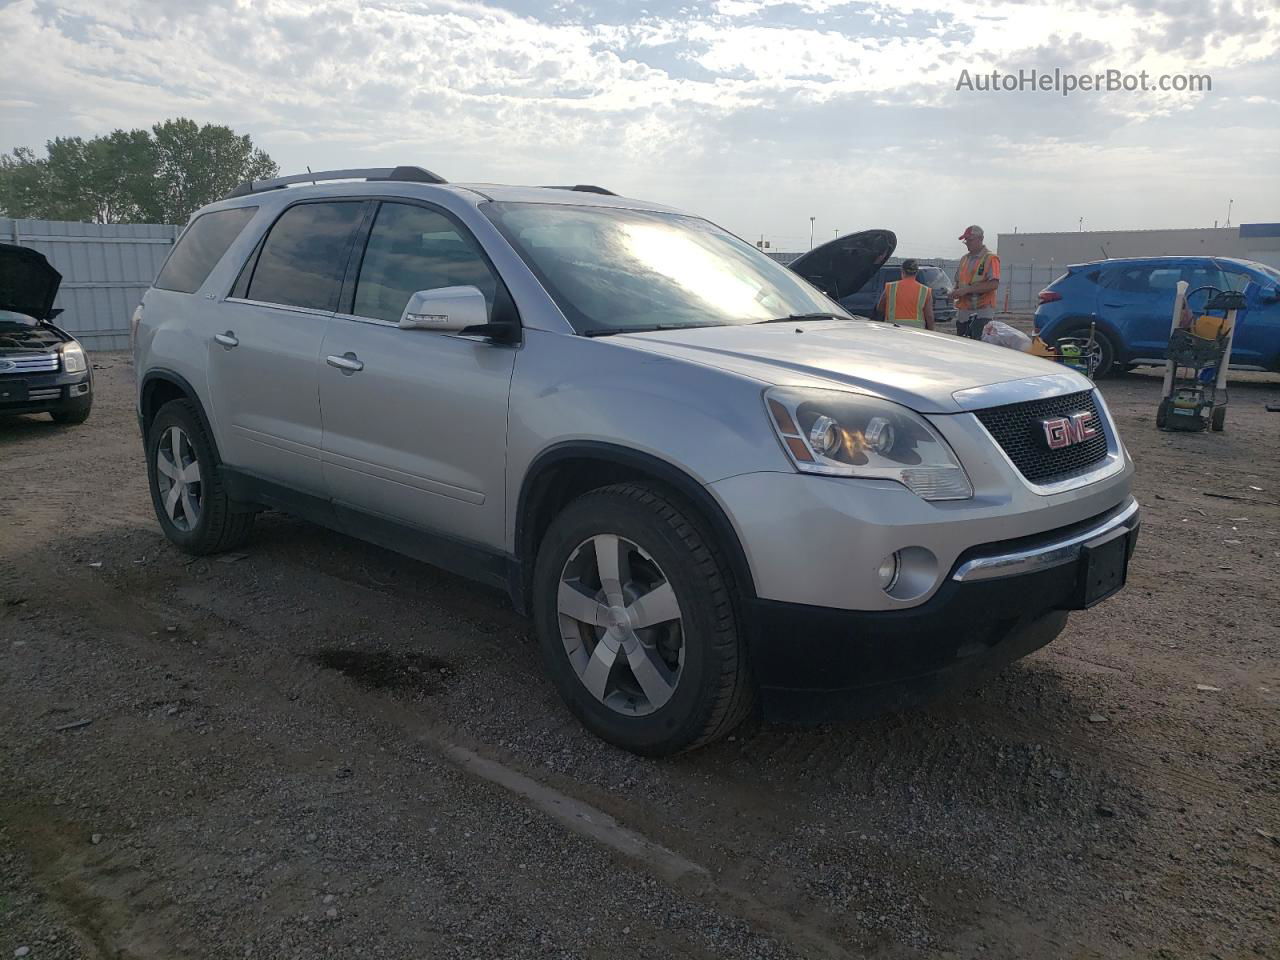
[532,483,753,756]
[146,399,254,554]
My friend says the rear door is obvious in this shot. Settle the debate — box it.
[211,199,368,494]
[1098,262,1178,358]
[318,200,517,549]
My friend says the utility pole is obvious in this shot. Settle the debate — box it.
[809,216,815,250]
[1078,217,1083,232]
[1226,199,1233,228]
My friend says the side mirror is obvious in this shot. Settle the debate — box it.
[399,286,489,333]
[1261,285,1280,305]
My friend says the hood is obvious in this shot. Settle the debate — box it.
[607,320,1089,413]
[786,229,895,301]
[0,242,61,321]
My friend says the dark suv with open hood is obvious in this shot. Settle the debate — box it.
[0,243,93,424]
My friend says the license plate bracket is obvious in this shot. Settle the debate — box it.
[0,379,29,404]
[1074,532,1130,609]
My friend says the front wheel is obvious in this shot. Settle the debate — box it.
[1085,329,1117,377]
[532,483,753,756]
[50,403,91,425]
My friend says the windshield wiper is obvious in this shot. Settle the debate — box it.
[758,312,846,324]
[580,323,724,337]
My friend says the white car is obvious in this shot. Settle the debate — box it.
[133,166,1139,755]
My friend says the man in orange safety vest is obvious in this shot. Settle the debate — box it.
[952,225,1001,339]
[875,259,934,329]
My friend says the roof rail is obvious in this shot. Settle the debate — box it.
[540,184,617,196]
[224,166,447,199]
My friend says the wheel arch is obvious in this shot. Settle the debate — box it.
[513,442,758,616]
[139,369,220,457]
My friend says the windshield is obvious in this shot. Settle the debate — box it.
[1249,261,1280,284]
[482,202,849,333]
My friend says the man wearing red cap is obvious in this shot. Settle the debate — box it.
[952,225,1000,339]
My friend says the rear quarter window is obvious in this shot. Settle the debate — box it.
[155,206,258,294]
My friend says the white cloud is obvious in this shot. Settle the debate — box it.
[1,0,1277,251]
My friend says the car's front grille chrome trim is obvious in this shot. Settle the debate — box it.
[0,353,60,374]
[952,498,1140,582]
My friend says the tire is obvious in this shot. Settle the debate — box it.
[1211,405,1226,432]
[50,404,91,425]
[146,399,254,555]
[1086,329,1117,377]
[532,482,753,756]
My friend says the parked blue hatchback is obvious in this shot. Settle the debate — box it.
[1033,256,1280,376]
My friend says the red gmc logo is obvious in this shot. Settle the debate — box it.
[1040,411,1098,450]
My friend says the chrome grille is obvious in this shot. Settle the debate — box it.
[974,391,1109,484]
[0,353,60,374]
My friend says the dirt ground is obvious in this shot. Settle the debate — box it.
[2,352,1278,960]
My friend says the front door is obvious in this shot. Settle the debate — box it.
[210,199,367,494]
[318,200,516,549]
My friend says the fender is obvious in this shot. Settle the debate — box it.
[138,367,220,456]
[513,440,759,614]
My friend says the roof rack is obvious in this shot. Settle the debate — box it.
[224,166,447,199]
[540,184,617,196]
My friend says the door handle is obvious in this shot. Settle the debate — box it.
[214,331,239,348]
[326,353,364,374]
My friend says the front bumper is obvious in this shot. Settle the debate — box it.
[0,368,92,416]
[749,498,1140,720]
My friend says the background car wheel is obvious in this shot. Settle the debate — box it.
[146,399,254,555]
[50,405,91,425]
[532,482,753,756]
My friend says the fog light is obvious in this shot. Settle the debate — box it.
[877,552,901,592]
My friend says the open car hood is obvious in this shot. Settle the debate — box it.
[0,242,61,321]
[786,229,896,302]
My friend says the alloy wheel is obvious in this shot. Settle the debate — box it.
[155,426,203,532]
[556,534,685,716]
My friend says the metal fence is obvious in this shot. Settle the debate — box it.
[3,218,180,351]
[1000,262,1068,313]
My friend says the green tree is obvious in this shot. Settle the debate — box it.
[150,119,278,223]
[0,119,278,224]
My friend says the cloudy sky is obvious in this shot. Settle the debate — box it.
[2,0,1277,255]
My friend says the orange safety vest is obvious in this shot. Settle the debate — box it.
[883,277,929,326]
[956,250,999,310]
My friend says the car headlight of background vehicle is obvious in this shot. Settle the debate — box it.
[60,342,87,374]
[765,386,973,501]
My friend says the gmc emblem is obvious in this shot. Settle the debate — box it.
[1039,411,1098,450]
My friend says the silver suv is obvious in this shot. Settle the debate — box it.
[133,166,1139,755]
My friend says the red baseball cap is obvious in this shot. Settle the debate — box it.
[958,225,984,241]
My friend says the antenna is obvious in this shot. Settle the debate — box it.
[307,165,317,186]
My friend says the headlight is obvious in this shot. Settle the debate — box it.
[765,386,973,501]
[61,342,87,374]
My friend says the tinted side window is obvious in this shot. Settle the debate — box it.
[246,202,366,311]
[1102,265,1151,293]
[352,203,499,324]
[155,206,257,294]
